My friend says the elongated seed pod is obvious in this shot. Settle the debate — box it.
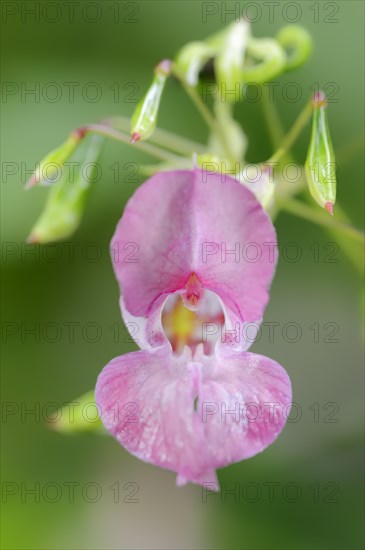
[305,91,336,214]
[130,60,172,143]
[27,134,104,242]
[27,131,83,188]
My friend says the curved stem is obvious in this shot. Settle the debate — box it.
[278,197,365,244]
[103,116,206,156]
[269,98,313,164]
[79,124,188,164]
[171,66,216,129]
[260,85,285,149]
[171,65,236,164]
[336,134,365,166]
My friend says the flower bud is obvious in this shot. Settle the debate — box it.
[27,134,104,243]
[175,41,214,86]
[305,92,336,214]
[26,130,83,188]
[49,391,104,434]
[276,25,312,71]
[242,38,286,83]
[215,20,250,102]
[130,59,172,143]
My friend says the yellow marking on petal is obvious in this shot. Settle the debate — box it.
[170,299,196,338]
[162,297,198,351]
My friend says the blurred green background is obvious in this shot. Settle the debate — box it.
[1,1,364,549]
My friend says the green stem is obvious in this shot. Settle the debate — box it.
[80,124,188,165]
[260,85,285,149]
[336,134,365,166]
[279,197,365,244]
[172,66,216,130]
[269,98,313,164]
[103,116,206,156]
[171,65,236,163]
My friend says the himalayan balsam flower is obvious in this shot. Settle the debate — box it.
[95,169,291,488]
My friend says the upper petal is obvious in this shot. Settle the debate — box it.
[111,169,277,325]
[95,348,291,487]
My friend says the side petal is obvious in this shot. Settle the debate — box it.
[199,350,292,465]
[95,349,291,487]
[111,169,277,325]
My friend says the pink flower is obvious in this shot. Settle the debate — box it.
[95,169,291,488]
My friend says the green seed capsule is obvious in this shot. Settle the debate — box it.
[215,20,250,102]
[49,391,104,434]
[305,92,336,214]
[130,59,172,143]
[276,25,312,71]
[27,131,82,188]
[27,134,104,243]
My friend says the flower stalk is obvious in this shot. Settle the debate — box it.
[26,21,362,271]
